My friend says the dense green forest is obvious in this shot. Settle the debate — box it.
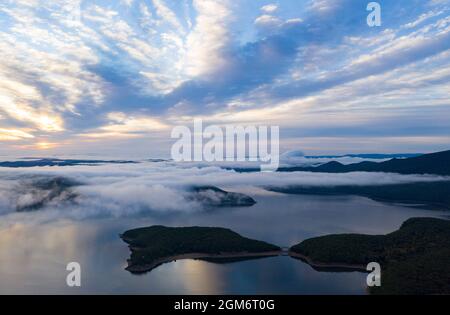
[291,218,450,294]
[122,226,280,272]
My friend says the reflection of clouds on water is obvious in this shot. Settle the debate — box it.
[0,221,99,294]
[0,193,445,294]
[172,260,226,295]
[0,222,82,261]
[0,161,448,222]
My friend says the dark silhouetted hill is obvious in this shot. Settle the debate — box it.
[280,150,450,175]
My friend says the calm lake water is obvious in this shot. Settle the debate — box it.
[0,191,447,295]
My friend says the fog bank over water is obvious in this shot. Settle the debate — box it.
[0,161,448,224]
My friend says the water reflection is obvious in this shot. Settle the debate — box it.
[0,193,447,294]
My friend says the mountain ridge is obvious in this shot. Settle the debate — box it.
[278,150,450,176]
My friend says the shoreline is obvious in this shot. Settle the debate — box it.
[267,188,450,211]
[125,249,369,273]
[126,251,284,273]
[288,251,368,272]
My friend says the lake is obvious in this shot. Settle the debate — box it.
[0,191,447,294]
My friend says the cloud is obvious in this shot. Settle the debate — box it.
[254,14,281,27]
[0,1,104,135]
[0,128,35,141]
[79,112,169,139]
[0,161,447,222]
[261,4,278,13]
[0,64,66,132]
[122,0,134,7]
[183,0,232,77]
[308,0,343,14]
[0,0,449,155]
[152,0,185,34]
[402,10,444,29]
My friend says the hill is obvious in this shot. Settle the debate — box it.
[121,226,281,273]
[281,150,450,176]
[290,217,450,295]
[188,186,256,207]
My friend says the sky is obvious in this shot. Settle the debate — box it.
[0,0,450,158]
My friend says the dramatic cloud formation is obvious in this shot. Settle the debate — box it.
[0,0,449,156]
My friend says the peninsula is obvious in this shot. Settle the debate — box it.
[290,217,450,294]
[121,226,281,273]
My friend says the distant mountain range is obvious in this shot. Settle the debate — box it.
[302,150,450,175]
[1,151,448,177]
[267,150,450,210]
[227,150,449,175]
[0,158,137,168]
[303,153,422,160]
[277,150,450,176]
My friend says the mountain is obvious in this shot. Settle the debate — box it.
[16,176,80,212]
[304,153,422,159]
[188,186,257,207]
[280,150,450,176]
[0,158,137,168]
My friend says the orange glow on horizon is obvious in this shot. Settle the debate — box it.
[35,142,59,150]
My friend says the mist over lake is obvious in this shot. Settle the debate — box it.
[0,161,447,294]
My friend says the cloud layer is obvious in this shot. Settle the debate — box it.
[0,161,447,222]
[0,0,449,156]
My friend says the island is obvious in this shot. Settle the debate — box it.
[290,217,450,294]
[121,226,281,273]
[188,186,257,207]
[17,176,80,212]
